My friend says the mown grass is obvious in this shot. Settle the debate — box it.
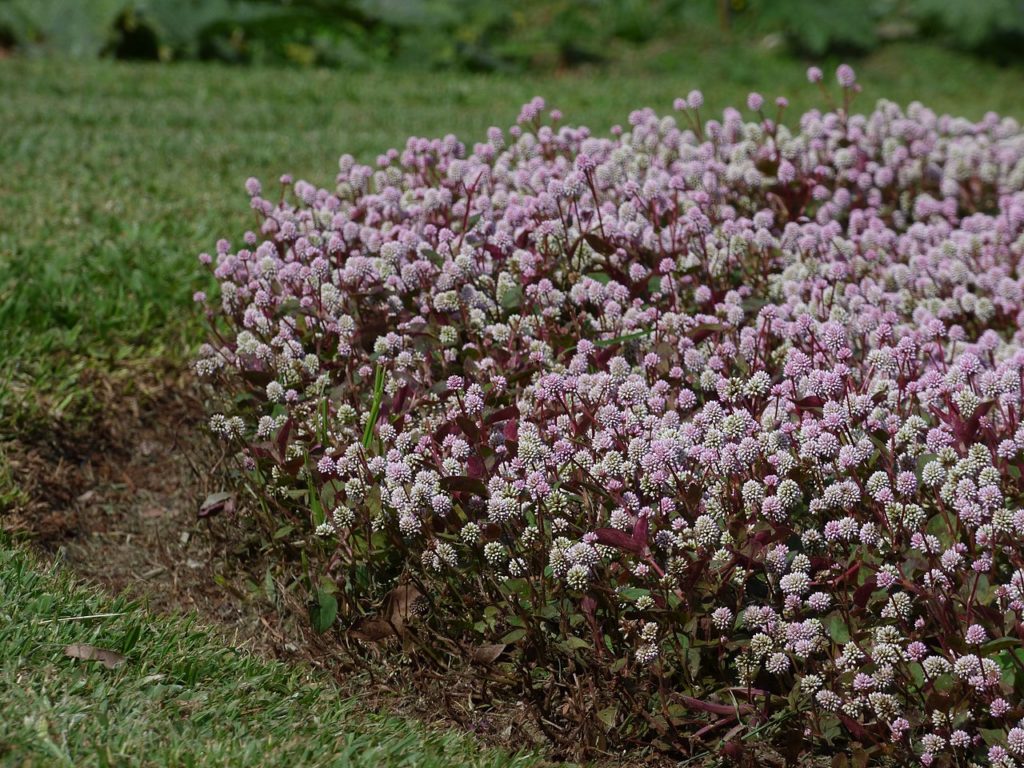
[0,538,545,767]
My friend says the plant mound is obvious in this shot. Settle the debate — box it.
[196,67,1024,764]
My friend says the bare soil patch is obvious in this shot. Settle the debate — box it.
[1,367,303,656]
[1,367,620,764]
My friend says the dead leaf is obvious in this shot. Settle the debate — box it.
[347,584,426,642]
[198,491,234,519]
[347,617,395,642]
[471,643,506,665]
[138,439,161,456]
[387,584,423,635]
[64,643,126,670]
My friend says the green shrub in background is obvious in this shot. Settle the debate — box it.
[0,0,126,57]
[744,0,1024,61]
[911,0,1024,61]
[1,0,1022,72]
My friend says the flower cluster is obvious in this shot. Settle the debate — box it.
[196,65,1024,761]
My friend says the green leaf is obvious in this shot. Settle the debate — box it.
[908,662,925,688]
[308,476,325,528]
[500,578,530,598]
[982,636,1023,654]
[361,364,385,448]
[498,285,522,310]
[619,587,652,601]
[826,615,850,644]
[593,329,653,348]
[500,628,526,644]
[597,705,618,730]
[562,636,590,650]
[310,589,338,634]
[687,647,700,677]
[263,568,277,603]
[981,727,1007,745]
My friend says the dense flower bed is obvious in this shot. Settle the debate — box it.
[195,66,1024,763]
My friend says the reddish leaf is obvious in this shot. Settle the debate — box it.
[853,578,877,610]
[240,368,274,387]
[690,324,725,345]
[793,395,825,412]
[633,515,650,549]
[679,695,751,716]
[593,528,644,554]
[281,457,304,477]
[249,442,276,460]
[720,740,745,760]
[275,418,293,461]
[485,405,519,424]
[391,384,412,414]
[456,415,481,443]
[961,400,995,444]
[580,595,604,656]
[466,454,486,479]
[838,714,875,744]
[502,419,518,443]
[584,233,616,256]
[594,345,619,367]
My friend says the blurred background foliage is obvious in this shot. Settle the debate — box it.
[1,0,1023,71]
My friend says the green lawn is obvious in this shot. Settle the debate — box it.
[0,538,544,767]
[1,43,1023,767]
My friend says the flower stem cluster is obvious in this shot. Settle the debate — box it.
[197,65,1024,762]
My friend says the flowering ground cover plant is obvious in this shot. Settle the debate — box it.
[195,66,1024,763]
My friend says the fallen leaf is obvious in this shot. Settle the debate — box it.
[347,617,395,642]
[138,439,161,456]
[64,643,126,670]
[347,585,425,642]
[198,491,234,519]
[471,643,506,665]
[388,584,423,635]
